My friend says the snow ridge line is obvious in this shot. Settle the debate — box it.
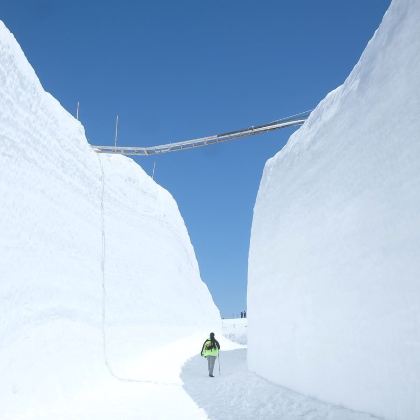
[96,154,181,387]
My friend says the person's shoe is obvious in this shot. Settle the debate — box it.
[209,374,214,377]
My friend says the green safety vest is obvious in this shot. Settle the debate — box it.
[202,339,219,357]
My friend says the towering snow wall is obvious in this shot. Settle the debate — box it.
[248,1,420,419]
[0,21,220,418]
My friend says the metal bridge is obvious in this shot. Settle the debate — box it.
[92,110,311,156]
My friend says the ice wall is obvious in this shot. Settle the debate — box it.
[0,21,220,418]
[248,0,420,419]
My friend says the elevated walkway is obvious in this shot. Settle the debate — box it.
[92,110,311,156]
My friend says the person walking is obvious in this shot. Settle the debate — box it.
[200,332,220,377]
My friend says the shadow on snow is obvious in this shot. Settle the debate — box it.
[181,348,380,420]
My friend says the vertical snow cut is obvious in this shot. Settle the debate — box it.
[248,0,420,419]
[0,20,220,418]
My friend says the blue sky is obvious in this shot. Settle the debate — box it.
[2,0,390,317]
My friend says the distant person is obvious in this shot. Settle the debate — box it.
[240,311,243,318]
[200,332,220,377]
[244,310,246,318]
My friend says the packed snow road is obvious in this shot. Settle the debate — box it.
[181,348,380,420]
[40,336,380,420]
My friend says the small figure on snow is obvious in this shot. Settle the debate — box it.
[200,332,220,377]
[240,311,244,318]
[243,310,246,318]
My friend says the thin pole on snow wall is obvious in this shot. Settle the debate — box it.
[114,114,119,150]
[76,101,80,120]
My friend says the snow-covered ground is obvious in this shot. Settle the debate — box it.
[0,19,220,419]
[248,0,420,419]
[222,318,247,344]
[2,0,418,417]
[182,348,379,420]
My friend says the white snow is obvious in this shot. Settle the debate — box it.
[182,348,378,420]
[248,0,420,419]
[0,20,220,419]
[222,318,248,345]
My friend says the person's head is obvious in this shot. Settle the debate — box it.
[210,332,215,339]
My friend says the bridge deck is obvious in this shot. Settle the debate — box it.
[92,110,311,156]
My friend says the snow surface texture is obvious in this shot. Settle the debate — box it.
[182,349,378,420]
[0,21,220,418]
[222,318,247,344]
[248,0,420,419]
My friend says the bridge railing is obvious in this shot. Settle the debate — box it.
[92,110,311,156]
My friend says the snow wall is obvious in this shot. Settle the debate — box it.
[248,0,420,419]
[0,21,220,418]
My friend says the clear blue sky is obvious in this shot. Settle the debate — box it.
[2,0,390,317]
